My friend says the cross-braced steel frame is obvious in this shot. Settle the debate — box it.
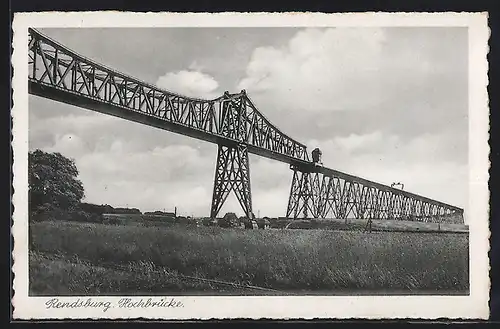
[27,28,309,165]
[211,144,253,220]
[286,166,464,224]
[27,28,465,225]
[286,169,322,219]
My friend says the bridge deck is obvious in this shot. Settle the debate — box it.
[27,27,464,221]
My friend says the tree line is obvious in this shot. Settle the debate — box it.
[80,203,142,215]
[28,149,272,233]
[29,149,141,224]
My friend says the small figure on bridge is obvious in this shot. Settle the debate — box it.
[312,148,323,166]
[391,182,405,190]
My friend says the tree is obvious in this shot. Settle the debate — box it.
[29,150,85,216]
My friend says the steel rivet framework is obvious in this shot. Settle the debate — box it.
[211,144,253,220]
[26,28,465,225]
[286,165,464,224]
[27,28,309,165]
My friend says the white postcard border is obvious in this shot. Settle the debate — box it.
[11,11,490,320]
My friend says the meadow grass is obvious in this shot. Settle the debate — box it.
[30,220,469,295]
[29,251,249,295]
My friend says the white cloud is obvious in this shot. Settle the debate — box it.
[330,131,396,153]
[237,27,463,119]
[188,60,206,72]
[73,143,217,213]
[28,27,468,219]
[44,133,87,160]
[31,113,114,139]
[252,187,290,218]
[156,70,220,99]
[307,132,468,209]
[41,128,467,217]
[238,28,390,112]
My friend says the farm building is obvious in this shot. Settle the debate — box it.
[256,218,271,229]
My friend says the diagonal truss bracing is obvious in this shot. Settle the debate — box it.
[211,145,253,220]
[27,28,465,224]
[27,28,309,165]
[287,166,464,224]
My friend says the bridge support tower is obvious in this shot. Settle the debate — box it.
[286,165,322,219]
[210,144,253,221]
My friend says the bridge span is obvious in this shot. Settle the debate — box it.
[27,28,464,224]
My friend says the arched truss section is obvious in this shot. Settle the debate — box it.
[28,28,309,165]
[27,28,464,224]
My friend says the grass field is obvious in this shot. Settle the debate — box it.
[29,220,469,296]
[276,218,468,233]
[102,213,469,233]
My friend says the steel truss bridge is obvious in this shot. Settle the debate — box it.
[27,28,464,225]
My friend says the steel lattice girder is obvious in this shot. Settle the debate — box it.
[286,167,465,224]
[27,28,466,219]
[211,144,253,220]
[27,28,309,165]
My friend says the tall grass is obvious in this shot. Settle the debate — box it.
[30,220,469,295]
[29,252,249,295]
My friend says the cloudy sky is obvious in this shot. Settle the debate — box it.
[29,27,468,218]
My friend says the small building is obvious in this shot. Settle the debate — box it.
[144,211,176,221]
[256,218,271,229]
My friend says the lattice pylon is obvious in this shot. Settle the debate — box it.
[286,169,318,219]
[210,144,253,220]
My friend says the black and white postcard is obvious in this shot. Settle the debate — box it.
[11,12,490,319]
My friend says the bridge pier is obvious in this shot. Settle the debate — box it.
[286,167,323,219]
[210,144,253,221]
[27,28,465,226]
[285,166,466,224]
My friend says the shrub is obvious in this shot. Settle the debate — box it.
[68,210,104,223]
[104,216,122,225]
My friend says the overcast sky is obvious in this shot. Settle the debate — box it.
[29,27,468,218]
